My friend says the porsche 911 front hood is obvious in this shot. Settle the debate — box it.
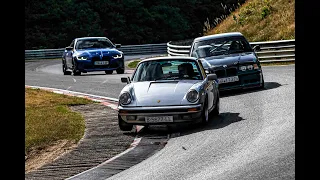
[132,80,199,106]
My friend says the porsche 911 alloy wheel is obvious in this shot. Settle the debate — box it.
[201,100,209,124]
[118,115,133,131]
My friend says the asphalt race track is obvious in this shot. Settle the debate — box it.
[25,58,295,180]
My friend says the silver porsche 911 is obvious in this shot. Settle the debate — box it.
[117,56,220,131]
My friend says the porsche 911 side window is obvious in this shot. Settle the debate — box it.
[132,60,203,82]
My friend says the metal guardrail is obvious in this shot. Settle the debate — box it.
[167,39,295,63]
[25,39,295,63]
[25,43,168,60]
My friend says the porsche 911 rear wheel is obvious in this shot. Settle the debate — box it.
[118,115,133,131]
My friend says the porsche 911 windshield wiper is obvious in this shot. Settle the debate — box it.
[155,76,180,81]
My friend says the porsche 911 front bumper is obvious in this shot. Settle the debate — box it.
[118,104,203,125]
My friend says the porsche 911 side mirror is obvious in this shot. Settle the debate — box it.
[207,74,217,81]
[115,44,121,48]
[121,77,131,84]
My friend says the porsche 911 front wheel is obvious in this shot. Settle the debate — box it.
[201,100,209,125]
[118,115,133,131]
[211,95,220,116]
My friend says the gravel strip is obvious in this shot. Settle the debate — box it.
[25,103,136,180]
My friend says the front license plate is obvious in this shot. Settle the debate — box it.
[94,61,109,65]
[218,76,239,84]
[145,116,174,123]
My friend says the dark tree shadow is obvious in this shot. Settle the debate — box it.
[220,82,282,97]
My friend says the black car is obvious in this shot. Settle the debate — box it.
[62,37,124,76]
[190,32,264,91]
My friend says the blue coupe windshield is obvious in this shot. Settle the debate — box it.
[132,59,203,82]
[75,38,114,50]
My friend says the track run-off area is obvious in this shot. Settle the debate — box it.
[25,57,295,180]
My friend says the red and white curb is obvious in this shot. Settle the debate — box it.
[25,85,144,174]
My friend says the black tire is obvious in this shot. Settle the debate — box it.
[118,115,133,131]
[62,60,71,75]
[258,74,265,90]
[116,68,125,74]
[72,60,81,76]
[105,70,113,74]
[211,94,220,116]
[201,99,209,125]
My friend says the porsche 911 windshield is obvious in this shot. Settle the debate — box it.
[75,38,114,50]
[132,60,203,82]
[193,38,252,58]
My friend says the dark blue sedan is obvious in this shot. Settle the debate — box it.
[62,37,124,75]
[190,32,264,91]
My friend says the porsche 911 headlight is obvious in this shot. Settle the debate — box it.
[119,92,132,105]
[186,89,199,103]
[76,56,88,60]
[113,54,123,59]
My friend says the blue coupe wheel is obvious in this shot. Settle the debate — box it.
[62,60,71,75]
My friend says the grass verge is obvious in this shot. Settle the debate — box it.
[25,88,94,156]
[128,60,141,68]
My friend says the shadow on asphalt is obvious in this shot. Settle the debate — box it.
[125,112,244,138]
[220,81,282,98]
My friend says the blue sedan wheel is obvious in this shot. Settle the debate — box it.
[62,60,71,75]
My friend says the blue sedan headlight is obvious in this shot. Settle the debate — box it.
[119,92,132,105]
[186,89,199,103]
[113,54,123,59]
[76,56,88,60]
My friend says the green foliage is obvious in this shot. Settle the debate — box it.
[25,0,245,49]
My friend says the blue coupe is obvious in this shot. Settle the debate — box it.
[62,37,124,75]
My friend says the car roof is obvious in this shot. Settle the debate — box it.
[139,56,198,63]
[75,37,108,41]
[193,32,244,42]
